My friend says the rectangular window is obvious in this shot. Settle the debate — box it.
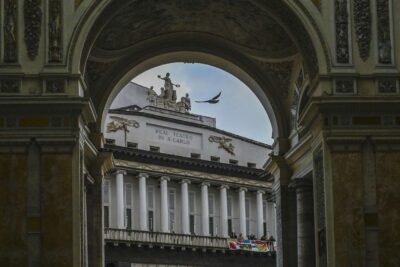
[126,208,132,229]
[189,191,196,234]
[147,186,155,231]
[150,146,160,152]
[103,180,111,228]
[104,206,110,228]
[169,189,176,232]
[127,142,138,148]
[227,195,233,235]
[245,198,250,237]
[263,201,267,236]
[229,159,238,165]
[209,195,215,236]
[103,180,111,205]
[228,219,233,235]
[247,162,256,168]
[124,183,133,229]
[105,138,115,145]
[190,153,201,159]
[210,156,220,162]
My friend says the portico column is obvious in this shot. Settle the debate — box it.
[291,178,315,267]
[115,170,125,229]
[201,182,210,236]
[160,176,170,232]
[256,190,265,238]
[180,179,191,234]
[138,173,148,231]
[219,185,229,237]
[266,201,276,238]
[238,187,247,238]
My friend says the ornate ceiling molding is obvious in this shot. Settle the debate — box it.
[24,0,42,60]
[354,0,371,61]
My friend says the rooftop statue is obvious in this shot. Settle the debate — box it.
[146,73,191,113]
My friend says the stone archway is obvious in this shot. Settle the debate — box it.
[73,1,329,267]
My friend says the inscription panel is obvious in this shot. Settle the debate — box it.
[146,124,202,149]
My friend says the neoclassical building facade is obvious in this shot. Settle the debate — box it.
[0,1,399,267]
[102,82,276,266]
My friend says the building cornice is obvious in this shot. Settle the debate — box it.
[103,144,272,181]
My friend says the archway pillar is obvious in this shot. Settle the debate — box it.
[269,154,298,267]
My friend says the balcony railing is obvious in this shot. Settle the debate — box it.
[105,228,228,249]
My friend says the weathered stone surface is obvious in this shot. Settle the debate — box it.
[331,152,365,267]
[0,154,28,266]
[376,152,400,266]
[41,154,73,267]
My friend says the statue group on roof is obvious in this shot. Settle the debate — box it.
[147,73,191,113]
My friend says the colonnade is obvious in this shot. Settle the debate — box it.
[110,171,276,238]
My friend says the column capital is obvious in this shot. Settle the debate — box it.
[138,173,149,179]
[160,176,170,182]
[115,169,127,175]
[257,190,266,195]
[180,179,191,185]
[289,178,313,190]
[201,181,210,187]
[238,187,248,192]
[219,184,229,190]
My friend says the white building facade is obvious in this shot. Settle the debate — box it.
[103,80,277,263]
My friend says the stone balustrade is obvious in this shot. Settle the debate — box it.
[105,228,228,249]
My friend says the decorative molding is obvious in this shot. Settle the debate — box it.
[24,0,42,60]
[3,0,18,63]
[0,79,20,93]
[354,0,371,61]
[45,79,64,93]
[335,0,350,63]
[376,0,392,64]
[48,0,62,62]
[377,79,398,94]
[334,79,355,94]
[208,135,235,155]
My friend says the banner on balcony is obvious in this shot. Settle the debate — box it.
[227,239,271,252]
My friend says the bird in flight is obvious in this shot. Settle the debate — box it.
[195,91,222,104]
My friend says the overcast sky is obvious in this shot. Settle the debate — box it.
[111,63,273,144]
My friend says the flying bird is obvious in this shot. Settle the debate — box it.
[195,91,222,104]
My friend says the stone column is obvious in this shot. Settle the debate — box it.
[201,182,210,236]
[291,178,316,267]
[115,170,125,229]
[180,179,191,234]
[256,190,265,238]
[160,176,170,232]
[238,187,247,238]
[138,173,148,231]
[219,185,229,237]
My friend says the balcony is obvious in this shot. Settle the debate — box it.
[105,228,227,249]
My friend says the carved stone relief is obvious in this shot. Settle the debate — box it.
[24,0,42,60]
[0,80,19,93]
[376,0,392,64]
[378,79,397,94]
[3,0,18,63]
[354,0,371,61]
[335,0,350,63]
[208,136,235,155]
[48,0,62,62]
[335,79,355,94]
[46,80,64,93]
